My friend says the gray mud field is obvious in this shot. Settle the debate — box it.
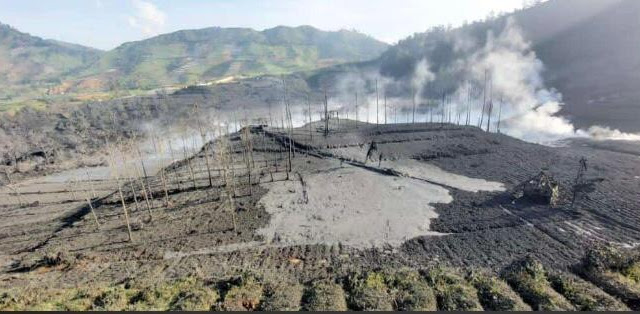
[2,120,640,309]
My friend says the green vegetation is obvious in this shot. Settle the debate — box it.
[0,276,218,311]
[346,271,394,310]
[502,257,575,310]
[221,275,264,311]
[260,281,304,311]
[578,246,640,310]
[0,22,388,112]
[548,271,628,311]
[469,272,531,311]
[425,267,483,311]
[303,280,348,311]
[82,26,388,91]
[5,255,640,311]
[386,268,438,311]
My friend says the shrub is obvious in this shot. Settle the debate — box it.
[502,257,574,310]
[260,281,303,311]
[303,280,348,311]
[426,267,483,311]
[129,276,218,310]
[347,271,393,310]
[222,276,263,311]
[621,262,640,284]
[548,272,628,311]
[386,268,437,311]
[92,285,137,310]
[470,272,531,311]
[582,245,631,271]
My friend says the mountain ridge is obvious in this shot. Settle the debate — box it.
[0,23,388,109]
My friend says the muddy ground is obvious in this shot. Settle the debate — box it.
[1,119,640,309]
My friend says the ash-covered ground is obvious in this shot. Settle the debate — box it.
[1,119,640,310]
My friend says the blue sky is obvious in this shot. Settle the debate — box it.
[0,0,527,50]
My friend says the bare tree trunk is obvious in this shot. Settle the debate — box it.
[355,92,358,129]
[85,196,100,230]
[497,96,503,133]
[117,180,133,242]
[384,93,387,124]
[376,78,379,127]
[85,169,97,199]
[411,86,416,124]
[479,69,488,128]
[133,164,153,219]
[157,146,170,207]
[168,140,181,191]
[194,102,214,188]
[466,85,471,126]
[486,73,493,132]
[136,148,154,202]
[324,89,329,136]
[182,136,197,190]
[307,93,313,142]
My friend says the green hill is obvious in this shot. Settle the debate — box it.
[0,24,388,110]
[79,25,388,90]
[0,22,101,107]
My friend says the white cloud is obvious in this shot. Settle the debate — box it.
[95,0,103,9]
[128,0,166,36]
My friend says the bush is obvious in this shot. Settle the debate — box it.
[426,267,483,311]
[347,271,393,310]
[92,286,137,310]
[386,268,437,311]
[583,246,630,271]
[260,281,303,311]
[470,272,531,311]
[222,276,264,311]
[502,257,574,311]
[0,287,96,311]
[579,269,640,310]
[129,276,218,310]
[303,280,348,311]
[548,272,628,311]
[621,262,640,284]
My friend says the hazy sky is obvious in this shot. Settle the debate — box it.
[0,0,527,50]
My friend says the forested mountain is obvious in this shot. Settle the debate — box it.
[0,23,388,104]
[0,23,101,101]
[83,25,388,90]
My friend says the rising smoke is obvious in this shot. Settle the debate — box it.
[330,17,640,145]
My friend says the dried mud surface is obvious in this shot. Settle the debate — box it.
[2,120,640,296]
